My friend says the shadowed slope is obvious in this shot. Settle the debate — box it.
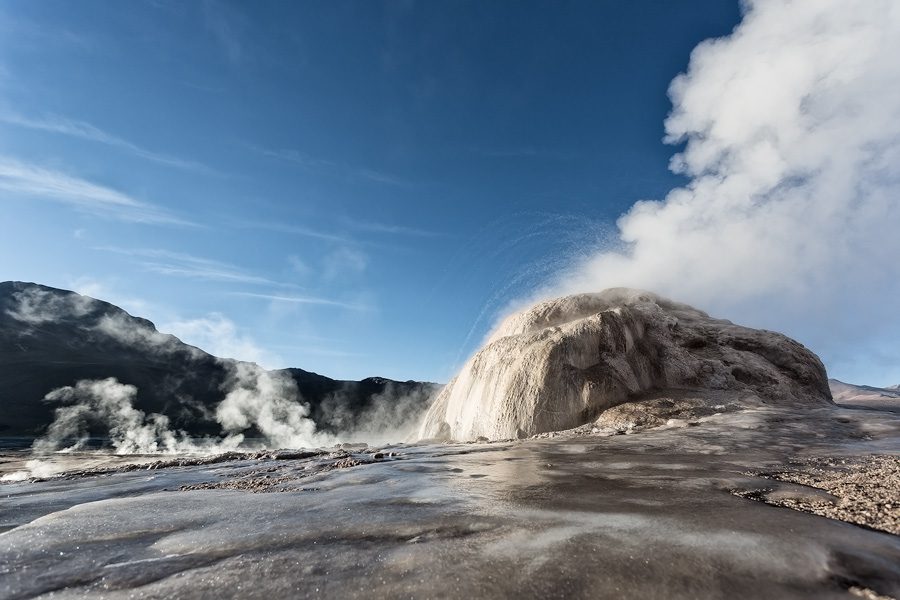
[0,281,437,439]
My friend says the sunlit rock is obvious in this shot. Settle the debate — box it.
[419,289,831,441]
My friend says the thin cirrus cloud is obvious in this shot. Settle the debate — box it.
[0,111,210,173]
[297,347,367,358]
[468,145,575,160]
[200,0,246,66]
[234,219,437,250]
[249,144,414,187]
[341,217,443,238]
[233,219,355,245]
[354,168,414,188]
[229,291,371,312]
[251,145,337,171]
[95,247,274,285]
[0,156,191,225]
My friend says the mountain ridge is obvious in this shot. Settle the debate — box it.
[828,378,900,401]
[0,281,438,438]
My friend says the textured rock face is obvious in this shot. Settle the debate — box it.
[419,289,832,441]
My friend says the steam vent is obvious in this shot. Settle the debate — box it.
[419,289,832,441]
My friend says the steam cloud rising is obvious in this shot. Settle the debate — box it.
[33,378,204,454]
[215,363,336,449]
[26,368,433,453]
[3,287,433,482]
[552,0,900,382]
[7,368,431,482]
[8,0,897,480]
[28,370,339,456]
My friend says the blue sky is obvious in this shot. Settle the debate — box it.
[0,0,770,382]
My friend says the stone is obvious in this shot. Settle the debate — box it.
[418,288,831,441]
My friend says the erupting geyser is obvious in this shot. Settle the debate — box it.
[419,289,832,441]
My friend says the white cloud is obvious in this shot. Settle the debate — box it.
[0,156,190,225]
[95,312,199,358]
[162,313,280,367]
[68,276,154,320]
[549,0,900,381]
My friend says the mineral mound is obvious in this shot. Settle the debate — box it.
[419,289,832,441]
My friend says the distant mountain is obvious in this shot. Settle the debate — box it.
[0,281,439,438]
[828,378,900,403]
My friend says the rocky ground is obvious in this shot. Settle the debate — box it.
[734,455,899,536]
[2,400,899,599]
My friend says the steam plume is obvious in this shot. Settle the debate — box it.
[215,363,336,448]
[32,378,203,454]
[550,0,900,381]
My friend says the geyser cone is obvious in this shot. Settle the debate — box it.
[419,289,831,441]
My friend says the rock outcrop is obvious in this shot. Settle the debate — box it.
[419,289,832,441]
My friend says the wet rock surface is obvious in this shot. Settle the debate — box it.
[1,399,898,599]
